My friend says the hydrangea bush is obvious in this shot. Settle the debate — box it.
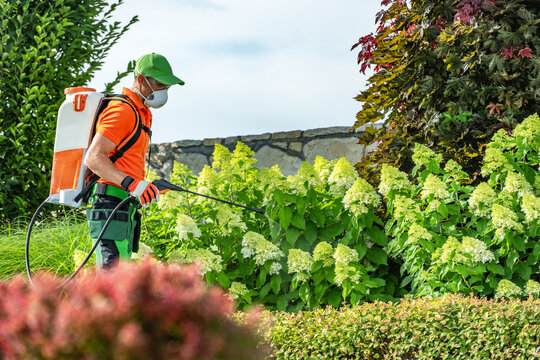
[386,114,540,297]
[143,113,538,306]
[143,143,393,311]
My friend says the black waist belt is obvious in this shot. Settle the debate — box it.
[88,211,129,222]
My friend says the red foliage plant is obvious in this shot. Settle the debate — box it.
[0,261,267,360]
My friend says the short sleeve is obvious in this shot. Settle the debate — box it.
[95,101,137,146]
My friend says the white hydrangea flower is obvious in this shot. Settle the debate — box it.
[228,281,249,300]
[168,248,223,276]
[160,189,193,211]
[468,182,497,217]
[314,156,334,182]
[241,231,283,265]
[513,113,540,144]
[420,174,451,201]
[197,165,220,197]
[333,244,358,264]
[269,262,283,275]
[525,280,540,297]
[327,158,358,196]
[425,199,441,213]
[334,261,360,287]
[481,147,513,177]
[433,236,467,264]
[286,174,308,196]
[296,272,311,284]
[175,214,201,241]
[216,205,247,236]
[495,279,522,298]
[488,129,515,151]
[412,143,443,168]
[343,177,381,216]
[211,144,233,171]
[296,162,323,189]
[393,195,421,222]
[522,194,540,225]
[491,204,524,239]
[378,164,414,198]
[313,242,334,267]
[131,242,154,262]
[461,236,495,264]
[407,223,432,244]
[259,165,286,204]
[503,172,533,198]
[444,159,465,177]
[287,249,314,274]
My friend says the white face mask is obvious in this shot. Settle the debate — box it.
[135,77,169,108]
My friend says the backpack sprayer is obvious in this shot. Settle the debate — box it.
[26,87,266,287]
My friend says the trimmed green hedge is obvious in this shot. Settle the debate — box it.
[263,294,540,359]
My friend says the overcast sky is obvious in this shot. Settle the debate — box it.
[87,0,381,143]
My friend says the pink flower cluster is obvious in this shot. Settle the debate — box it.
[0,261,266,360]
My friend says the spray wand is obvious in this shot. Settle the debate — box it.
[152,178,267,216]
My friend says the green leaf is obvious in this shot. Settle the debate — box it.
[297,197,308,216]
[270,217,281,240]
[487,263,505,275]
[312,269,325,285]
[279,206,293,229]
[522,165,536,185]
[516,263,531,281]
[259,282,272,299]
[326,291,342,307]
[299,283,310,303]
[217,272,230,288]
[314,283,329,303]
[364,277,386,288]
[274,188,284,204]
[304,222,317,244]
[286,227,300,245]
[366,247,387,265]
[258,268,267,286]
[366,227,388,246]
[310,208,325,227]
[506,251,519,272]
[292,213,306,230]
[311,260,323,273]
[270,275,282,295]
[277,295,288,311]
[438,202,449,218]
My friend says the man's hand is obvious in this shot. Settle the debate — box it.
[121,176,160,207]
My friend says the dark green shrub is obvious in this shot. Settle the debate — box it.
[0,261,267,360]
[0,0,137,220]
[352,0,540,182]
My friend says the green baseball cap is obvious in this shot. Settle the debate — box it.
[134,53,185,86]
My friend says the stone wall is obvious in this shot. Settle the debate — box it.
[148,125,381,178]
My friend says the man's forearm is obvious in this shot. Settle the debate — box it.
[85,152,127,187]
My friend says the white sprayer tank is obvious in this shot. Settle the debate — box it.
[48,87,104,207]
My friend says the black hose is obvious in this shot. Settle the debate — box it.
[25,196,137,288]
[25,199,48,286]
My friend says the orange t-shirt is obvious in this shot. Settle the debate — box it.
[95,87,152,186]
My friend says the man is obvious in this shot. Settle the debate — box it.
[84,52,184,268]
